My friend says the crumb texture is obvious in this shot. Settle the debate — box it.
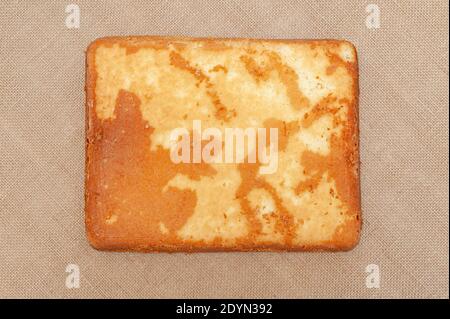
[85,37,360,251]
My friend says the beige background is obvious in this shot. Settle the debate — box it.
[0,0,448,298]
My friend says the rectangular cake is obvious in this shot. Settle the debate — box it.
[85,36,361,252]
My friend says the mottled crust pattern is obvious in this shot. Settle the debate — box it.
[85,36,361,252]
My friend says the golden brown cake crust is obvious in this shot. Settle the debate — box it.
[85,36,361,252]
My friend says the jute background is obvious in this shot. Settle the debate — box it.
[0,0,448,298]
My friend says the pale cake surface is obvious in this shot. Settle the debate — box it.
[85,36,360,251]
